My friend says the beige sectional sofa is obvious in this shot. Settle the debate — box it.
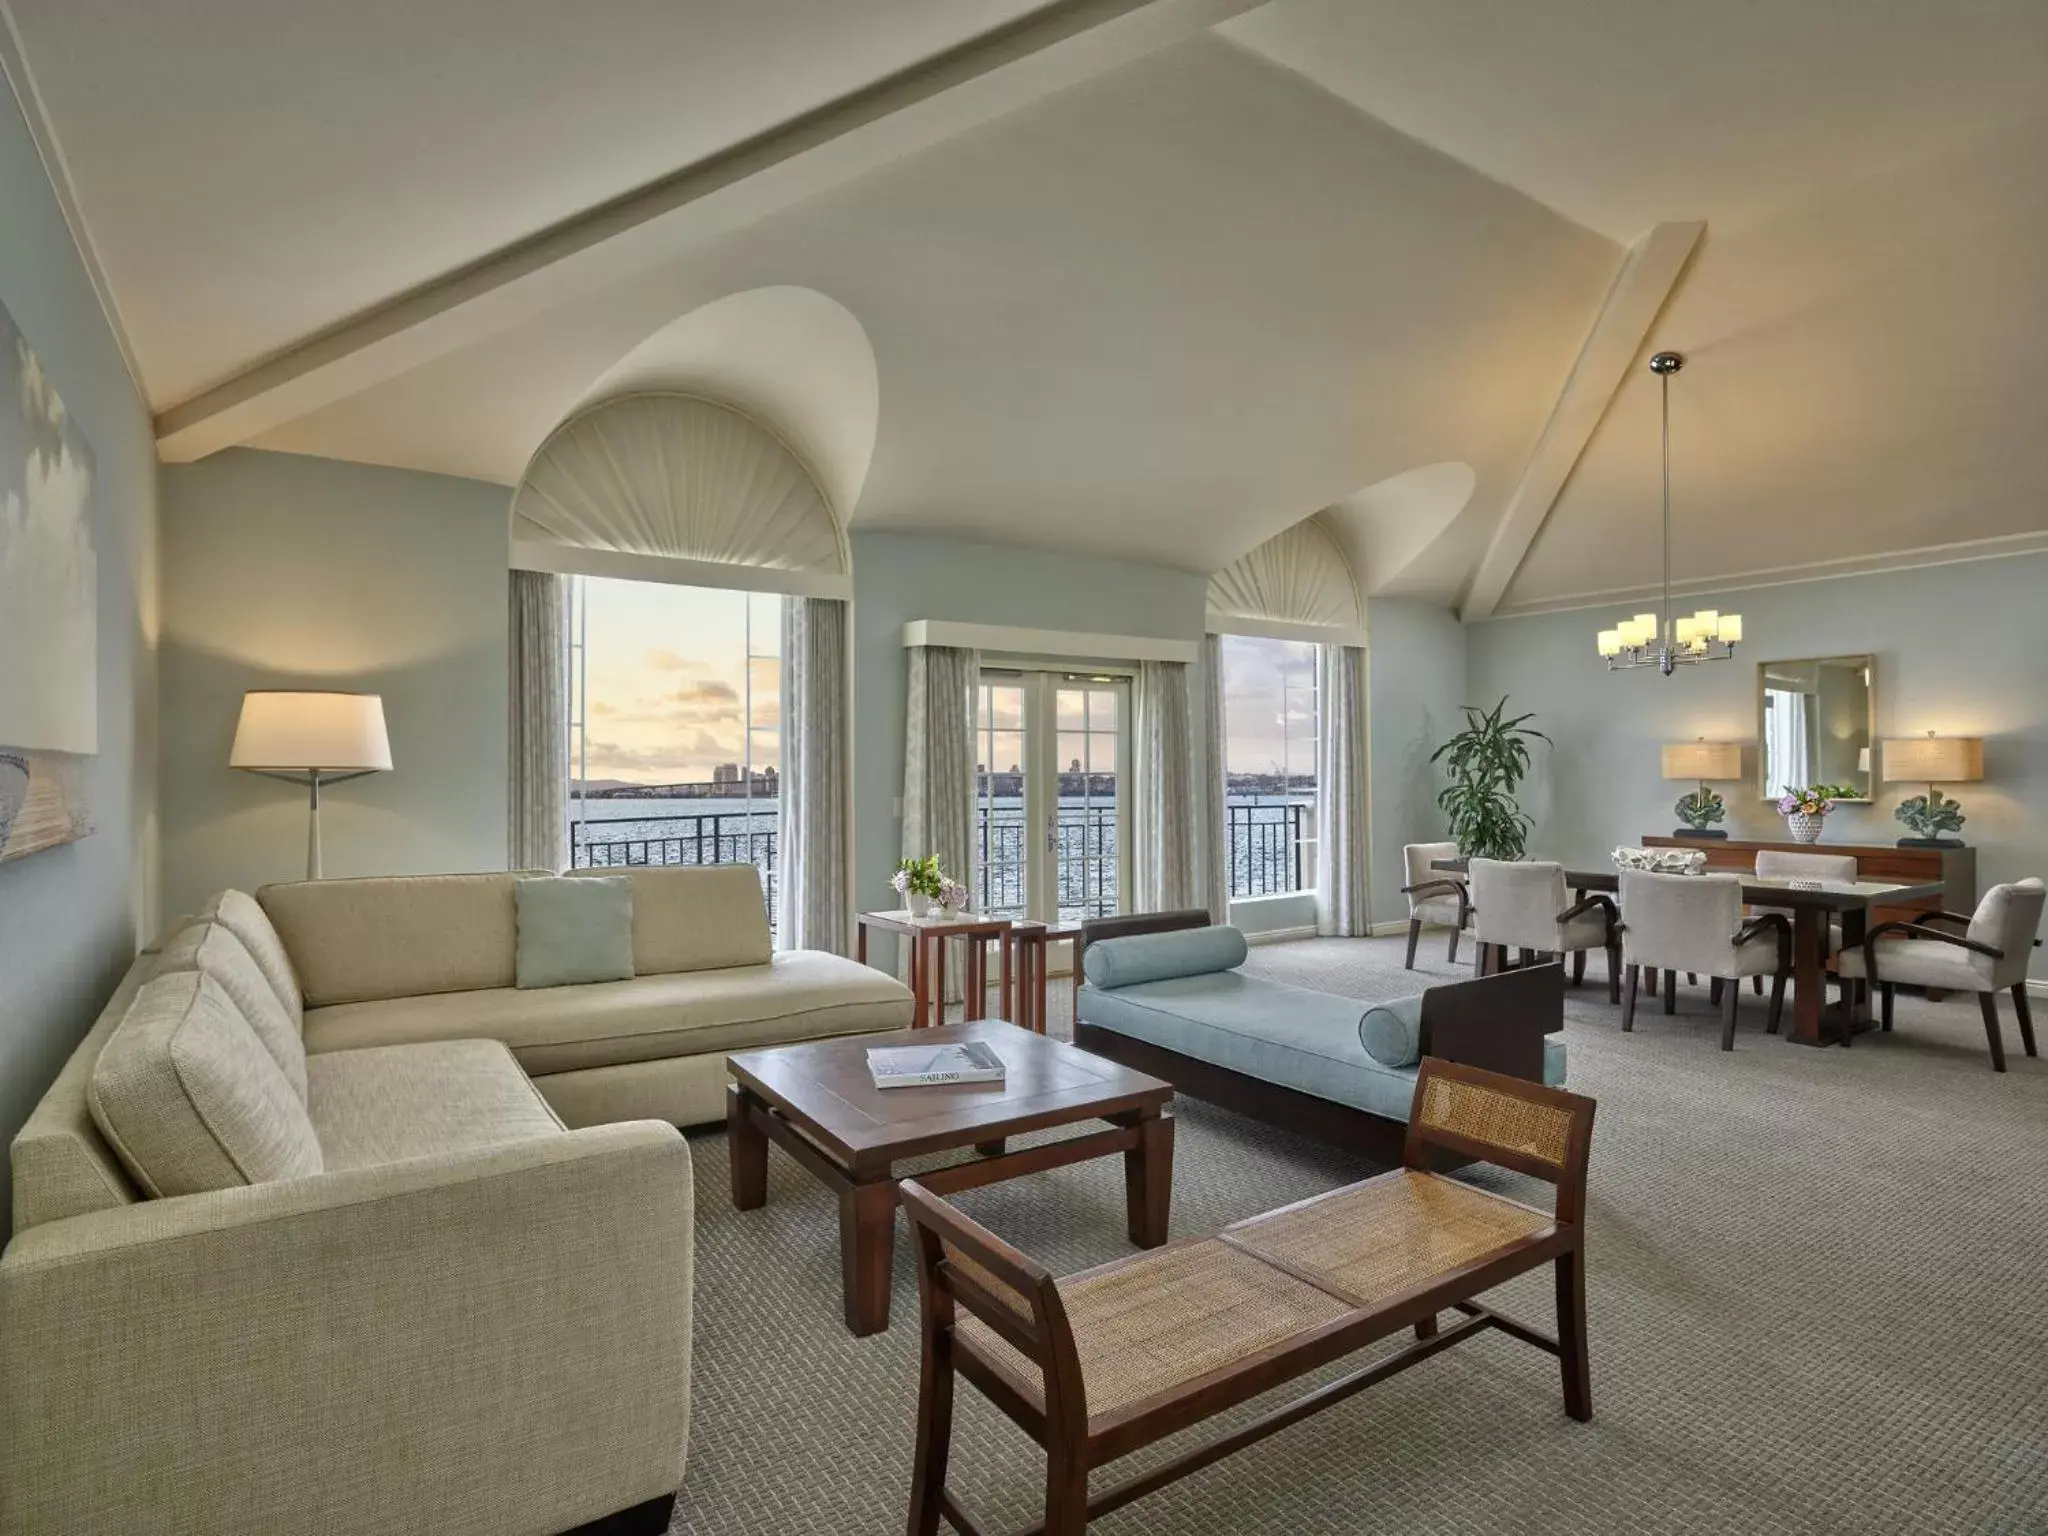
[1,864,913,1536]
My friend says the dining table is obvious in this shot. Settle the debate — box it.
[1431,859,1947,1047]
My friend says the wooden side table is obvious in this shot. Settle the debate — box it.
[856,910,1013,1029]
[1001,920,1081,1034]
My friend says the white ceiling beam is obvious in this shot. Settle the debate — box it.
[153,0,1265,463]
[1458,219,1704,620]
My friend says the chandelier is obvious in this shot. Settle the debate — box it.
[1596,351,1741,674]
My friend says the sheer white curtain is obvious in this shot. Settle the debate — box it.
[1202,634,1230,924]
[902,645,979,896]
[1315,643,1370,936]
[1132,660,1195,912]
[508,570,569,872]
[778,598,849,953]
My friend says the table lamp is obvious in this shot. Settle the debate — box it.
[230,691,392,879]
[1661,739,1742,839]
[1881,731,1981,848]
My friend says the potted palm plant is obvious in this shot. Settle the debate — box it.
[1430,698,1548,861]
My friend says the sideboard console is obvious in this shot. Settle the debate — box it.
[1641,836,1975,928]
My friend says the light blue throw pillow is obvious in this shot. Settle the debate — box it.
[515,875,635,989]
[1082,925,1249,989]
[1359,994,1425,1068]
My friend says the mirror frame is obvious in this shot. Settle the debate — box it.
[1756,655,1876,802]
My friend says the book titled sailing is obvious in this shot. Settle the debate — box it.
[868,1041,1007,1089]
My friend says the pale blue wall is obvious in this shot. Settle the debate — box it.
[158,450,512,917]
[849,531,1208,961]
[0,86,160,1227]
[1468,554,2048,979]
[1367,597,1467,927]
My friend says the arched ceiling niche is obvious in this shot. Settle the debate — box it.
[573,285,879,521]
[1316,460,1477,598]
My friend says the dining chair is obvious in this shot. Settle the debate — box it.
[1834,877,2044,1071]
[1400,841,1472,969]
[1745,849,1858,995]
[1468,858,1621,1002]
[1618,870,1788,1049]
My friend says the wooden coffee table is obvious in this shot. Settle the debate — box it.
[726,1019,1174,1336]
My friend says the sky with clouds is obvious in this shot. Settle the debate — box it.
[578,578,779,785]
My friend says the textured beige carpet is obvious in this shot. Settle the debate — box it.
[670,937,2048,1534]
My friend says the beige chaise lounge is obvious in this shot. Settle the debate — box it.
[1,864,912,1535]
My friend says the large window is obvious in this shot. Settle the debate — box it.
[568,577,783,930]
[1217,634,1319,897]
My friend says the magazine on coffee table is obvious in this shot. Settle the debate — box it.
[868,1041,1007,1089]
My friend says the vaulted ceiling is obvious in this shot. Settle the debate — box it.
[6,0,2045,610]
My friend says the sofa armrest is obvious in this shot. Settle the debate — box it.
[1,1122,693,1536]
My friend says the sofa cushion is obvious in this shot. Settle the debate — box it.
[155,920,309,1102]
[301,950,915,1075]
[567,863,772,975]
[516,875,635,989]
[1078,973,1565,1124]
[1082,925,1249,990]
[1359,994,1425,1069]
[258,872,520,1006]
[305,1040,565,1172]
[200,888,304,1022]
[87,971,324,1197]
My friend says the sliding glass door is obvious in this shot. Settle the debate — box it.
[976,671,1130,925]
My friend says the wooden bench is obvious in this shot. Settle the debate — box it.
[899,1059,1597,1535]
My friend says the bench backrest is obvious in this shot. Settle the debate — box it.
[1402,1057,1597,1224]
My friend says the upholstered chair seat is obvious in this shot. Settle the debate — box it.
[1618,870,1788,1049]
[1468,859,1621,1002]
[1835,878,2044,1071]
[1400,841,1472,970]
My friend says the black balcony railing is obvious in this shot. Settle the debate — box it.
[570,798,1309,932]
[572,813,779,925]
[1227,802,1309,898]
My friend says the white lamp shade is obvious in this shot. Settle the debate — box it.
[1880,734,1982,784]
[1661,741,1742,781]
[231,691,392,772]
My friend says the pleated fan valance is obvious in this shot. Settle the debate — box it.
[509,392,852,597]
[1205,516,1366,645]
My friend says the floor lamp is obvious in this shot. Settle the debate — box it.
[230,691,393,880]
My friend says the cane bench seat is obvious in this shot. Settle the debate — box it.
[956,1169,1559,1430]
[957,1236,1354,1423]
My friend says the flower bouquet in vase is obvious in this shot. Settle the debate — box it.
[892,855,943,917]
[934,876,971,922]
[1776,785,1844,844]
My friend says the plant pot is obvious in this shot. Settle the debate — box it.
[906,891,931,918]
[935,905,962,923]
[1784,812,1826,844]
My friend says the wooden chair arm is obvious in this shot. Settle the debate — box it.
[1863,921,2004,959]
[1555,892,1617,929]
[1914,910,1975,929]
[1733,911,1791,972]
[1401,879,1465,900]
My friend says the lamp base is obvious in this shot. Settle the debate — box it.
[1671,828,1728,839]
[1895,836,1966,849]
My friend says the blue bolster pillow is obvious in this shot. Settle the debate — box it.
[1358,994,1425,1068]
[1082,925,1248,989]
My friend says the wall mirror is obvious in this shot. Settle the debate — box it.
[1757,656,1875,800]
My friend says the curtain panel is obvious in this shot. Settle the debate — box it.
[901,645,979,893]
[1202,634,1231,924]
[508,570,570,872]
[1132,660,1195,913]
[1315,643,1371,937]
[778,598,851,953]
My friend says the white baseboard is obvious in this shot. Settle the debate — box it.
[1368,919,1410,938]
[1245,924,1320,946]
